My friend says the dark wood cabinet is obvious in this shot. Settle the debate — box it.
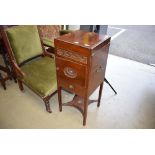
[55,30,111,125]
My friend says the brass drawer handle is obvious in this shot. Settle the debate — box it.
[96,66,104,73]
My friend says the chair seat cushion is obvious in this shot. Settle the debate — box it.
[43,38,54,47]
[21,56,57,97]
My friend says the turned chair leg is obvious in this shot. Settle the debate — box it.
[0,73,6,90]
[1,81,6,90]
[0,81,6,90]
[17,79,24,91]
[97,82,103,107]
[43,99,52,113]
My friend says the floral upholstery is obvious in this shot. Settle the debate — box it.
[38,25,60,47]
[38,25,72,48]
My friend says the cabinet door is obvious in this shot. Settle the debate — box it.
[56,57,87,89]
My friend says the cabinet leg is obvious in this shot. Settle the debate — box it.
[97,82,103,107]
[83,96,88,126]
[58,86,62,112]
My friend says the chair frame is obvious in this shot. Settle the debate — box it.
[1,26,57,113]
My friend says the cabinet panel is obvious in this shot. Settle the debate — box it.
[56,57,87,88]
[56,48,88,65]
[91,43,110,69]
[88,44,110,95]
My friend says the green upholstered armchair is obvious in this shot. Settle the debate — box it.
[38,25,72,53]
[1,25,58,113]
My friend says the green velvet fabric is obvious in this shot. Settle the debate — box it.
[43,38,54,47]
[21,56,57,97]
[6,26,43,64]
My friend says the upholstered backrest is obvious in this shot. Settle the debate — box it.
[38,25,61,40]
[6,26,43,64]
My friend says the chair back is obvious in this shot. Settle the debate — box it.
[38,25,60,41]
[5,25,43,64]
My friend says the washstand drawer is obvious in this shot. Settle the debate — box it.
[58,79,85,97]
[56,57,87,88]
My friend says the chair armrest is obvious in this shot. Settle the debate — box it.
[43,51,54,58]
[12,60,25,78]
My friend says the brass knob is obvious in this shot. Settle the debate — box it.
[78,100,82,104]
[92,53,95,56]
[69,85,74,89]
[99,66,104,70]
[96,69,99,73]
[56,67,59,71]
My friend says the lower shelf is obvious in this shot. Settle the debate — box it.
[63,95,98,116]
